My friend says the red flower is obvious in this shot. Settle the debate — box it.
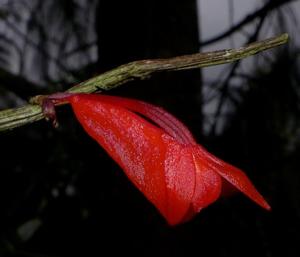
[47,93,270,225]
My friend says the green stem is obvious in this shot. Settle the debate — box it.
[0,33,289,132]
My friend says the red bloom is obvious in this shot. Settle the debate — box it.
[48,93,270,225]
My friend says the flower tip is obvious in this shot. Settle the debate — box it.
[264,202,272,211]
[257,198,271,211]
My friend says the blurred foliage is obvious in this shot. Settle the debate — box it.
[0,0,299,257]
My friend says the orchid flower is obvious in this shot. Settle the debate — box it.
[46,93,270,225]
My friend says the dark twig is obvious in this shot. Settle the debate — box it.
[200,0,294,46]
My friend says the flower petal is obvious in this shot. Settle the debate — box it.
[175,147,223,224]
[191,147,222,212]
[67,94,195,224]
[89,95,197,145]
[163,139,196,225]
[197,145,271,210]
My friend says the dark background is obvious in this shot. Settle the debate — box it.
[0,1,299,256]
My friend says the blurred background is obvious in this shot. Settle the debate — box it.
[0,0,299,256]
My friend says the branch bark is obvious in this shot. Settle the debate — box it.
[0,33,289,132]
